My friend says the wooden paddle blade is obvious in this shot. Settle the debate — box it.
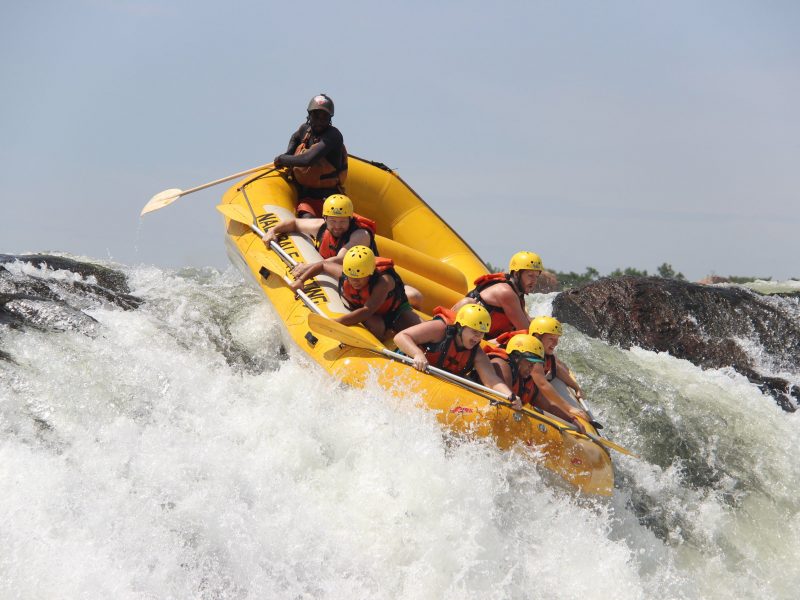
[216,203,255,226]
[307,314,381,352]
[141,188,183,216]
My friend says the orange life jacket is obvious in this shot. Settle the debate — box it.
[544,354,556,381]
[494,329,526,347]
[292,129,348,190]
[422,307,479,377]
[466,273,525,339]
[338,257,406,316]
[485,347,539,405]
[315,214,378,259]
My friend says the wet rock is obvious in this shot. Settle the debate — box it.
[535,270,560,293]
[553,276,800,411]
[0,254,142,335]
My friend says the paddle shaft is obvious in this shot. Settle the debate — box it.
[233,210,300,269]
[227,207,636,457]
[304,303,637,456]
[260,241,324,317]
[381,348,586,434]
[178,164,276,199]
[575,395,602,429]
[224,203,632,456]
[375,344,631,452]
[217,203,299,268]
[378,347,514,402]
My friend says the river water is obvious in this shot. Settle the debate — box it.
[1,257,798,599]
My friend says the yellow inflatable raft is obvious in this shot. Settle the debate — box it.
[219,155,615,496]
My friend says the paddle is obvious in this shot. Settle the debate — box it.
[220,201,637,458]
[141,164,277,216]
[217,202,272,238]
[306,313,638,458]
[216,203,304,267]
[249,249,325,317]
[307,313,557,419]
[575,395,603,430]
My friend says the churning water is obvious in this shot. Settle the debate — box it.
[1,256,798,599]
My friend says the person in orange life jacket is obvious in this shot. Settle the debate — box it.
[393,304,517,399]
[527,315,586,404]
[326,245,423,339]
[451,251,543,341]
[261,194,377,292]
[273,93,347,218]
[487,333,589,433]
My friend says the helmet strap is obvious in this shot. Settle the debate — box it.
[306,113,332,129]
[509,271,522,294]
[454,325,467,350]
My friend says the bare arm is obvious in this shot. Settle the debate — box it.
[489,357,513,387]
[292,229,376,290]
[275,139,329,167]
[494,285,531,331]
[335,276,394,326]
[271,218,324,289]
[343,229,371,252]
[555,358,584,399]
[473,350,514,398]
[261,218,299,247]
[531,365,588,433]
[394,320,447,371]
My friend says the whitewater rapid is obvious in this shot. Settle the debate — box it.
[1,258,798,599]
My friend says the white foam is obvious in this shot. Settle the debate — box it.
[1,261,798,598]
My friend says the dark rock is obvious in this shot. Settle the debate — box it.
[535,270,560,293]
[553,276,800,411]
[0,254,142,335]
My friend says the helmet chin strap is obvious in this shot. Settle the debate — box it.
[454,324,467,350]
[306,113,332,127]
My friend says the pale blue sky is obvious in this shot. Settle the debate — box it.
[2,1,798,280]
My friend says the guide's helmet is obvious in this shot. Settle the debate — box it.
[307,93,334,116]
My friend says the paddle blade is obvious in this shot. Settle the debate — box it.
[216,203,255,226]
[140,188,183,216]
[585,432,639,458]
[307,313,382,352]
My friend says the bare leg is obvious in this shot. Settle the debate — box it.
[363,314,387,340]
[393,309,423,333]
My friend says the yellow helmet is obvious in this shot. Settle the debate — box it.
[529,316,563,336]
[343,245,376,277]
[455,303,491,334]
[505,334,545,361]
[508,251,543,273]
[322,194,354,218]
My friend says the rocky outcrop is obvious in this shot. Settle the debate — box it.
[535,270,560,293]
[0,254,142,340]
[553,276,800,411]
